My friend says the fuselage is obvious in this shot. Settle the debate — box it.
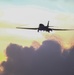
[38,24,52,32]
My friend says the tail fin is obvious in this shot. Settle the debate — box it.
[47,21,49,27]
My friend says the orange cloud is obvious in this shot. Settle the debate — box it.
[42,33,74,50]
[32,41,41,49]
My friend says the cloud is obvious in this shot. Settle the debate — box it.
[32,41,40,49]
[65,46,74,75]
[1,40,74,75]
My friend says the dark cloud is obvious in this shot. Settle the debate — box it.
[1,40,74,75]
[65,46,74,75]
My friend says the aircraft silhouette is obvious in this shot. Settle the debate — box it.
[16,21,74,32]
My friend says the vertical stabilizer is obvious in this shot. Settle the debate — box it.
[47,21,49,27]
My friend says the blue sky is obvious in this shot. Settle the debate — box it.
[0,0,74,27]
[0,0,74,13]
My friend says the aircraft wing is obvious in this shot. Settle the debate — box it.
[16,27,38,30]
[52,28,74,31]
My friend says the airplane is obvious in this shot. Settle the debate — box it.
[16,21,74,33]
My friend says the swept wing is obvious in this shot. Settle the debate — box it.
[16,27,38,30]
[51,28,74,31]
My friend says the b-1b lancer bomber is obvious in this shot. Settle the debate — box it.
[16,21,74,33]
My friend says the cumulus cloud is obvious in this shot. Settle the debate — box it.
[1,40,74,75]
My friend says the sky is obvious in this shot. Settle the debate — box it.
[0,0,74,74]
